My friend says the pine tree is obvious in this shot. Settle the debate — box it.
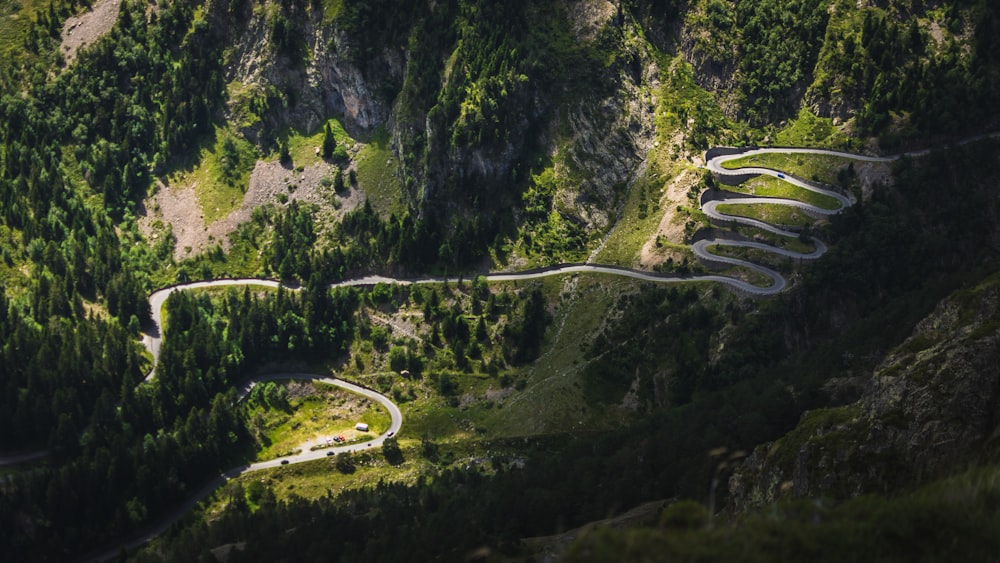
[322,123,336,159]
[279,139,291,165]
[333,168,345,192]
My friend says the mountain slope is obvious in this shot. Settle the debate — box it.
[731,271,1000,508]
[0,0,999,561]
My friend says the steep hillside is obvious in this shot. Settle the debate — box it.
[159,0,1000,272]
[0,0,999,561]
[730,272,1000,508]
[203,0,669,267]
[564,467,1000,562]
[558,273,1000,562]
[681,0,1000,140]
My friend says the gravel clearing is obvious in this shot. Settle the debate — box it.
[140,159,365,262]
[59,0,121,65]
[639,167,698,269]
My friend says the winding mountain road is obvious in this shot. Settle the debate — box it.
[84,145,865,558]
[81,300,405,561]
[79,372,403,562]
[689,146,870,287]
[139,283,405,520]
[9,137,996,560]
[7,137,982,474]
[688,133,998,290]
[0,143,929,474]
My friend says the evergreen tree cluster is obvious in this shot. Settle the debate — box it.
[735,0,830,121]
[0,284,359,559]
[690,0,1000,132]
[0,286,146,450]
[815,2,1000,138]
[49,0,226,216]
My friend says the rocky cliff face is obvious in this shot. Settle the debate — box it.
[219,1,397,143]
[729,276,1000,510]
[551,33,659,233]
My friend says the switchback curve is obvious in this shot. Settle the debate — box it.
[694,146,867,288]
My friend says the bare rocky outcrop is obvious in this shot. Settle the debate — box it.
[729,278,1000,511]
[556,67,658,233]
[221,3,397,143]
[804,92,856,124]
[141,160,364,261]
[153,0,666,260]
[563,0,618,41]
[676,3,742,121]
[59,0,122,65]
[547,18,660,235]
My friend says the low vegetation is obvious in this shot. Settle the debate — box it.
[725,175,841,210]
[770,108,854,149]
[721,152,866,188]
[354,128,404,216]
[163,126,259,224]
[592,159,674,266]
[714,202,816,228]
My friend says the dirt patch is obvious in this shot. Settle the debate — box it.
[619,375,642,410]
[927,21,945,49]
[209,542,246,563]
[284,380,316,402]
[141,181,204,260]
[459,392,477,408]
[140,159,365,261]
[639,167,698,268]
[59,0,121,65]
[485,386,514,402]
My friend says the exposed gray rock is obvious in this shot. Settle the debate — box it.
[729,279,1000,511]
[221,4,395,143]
